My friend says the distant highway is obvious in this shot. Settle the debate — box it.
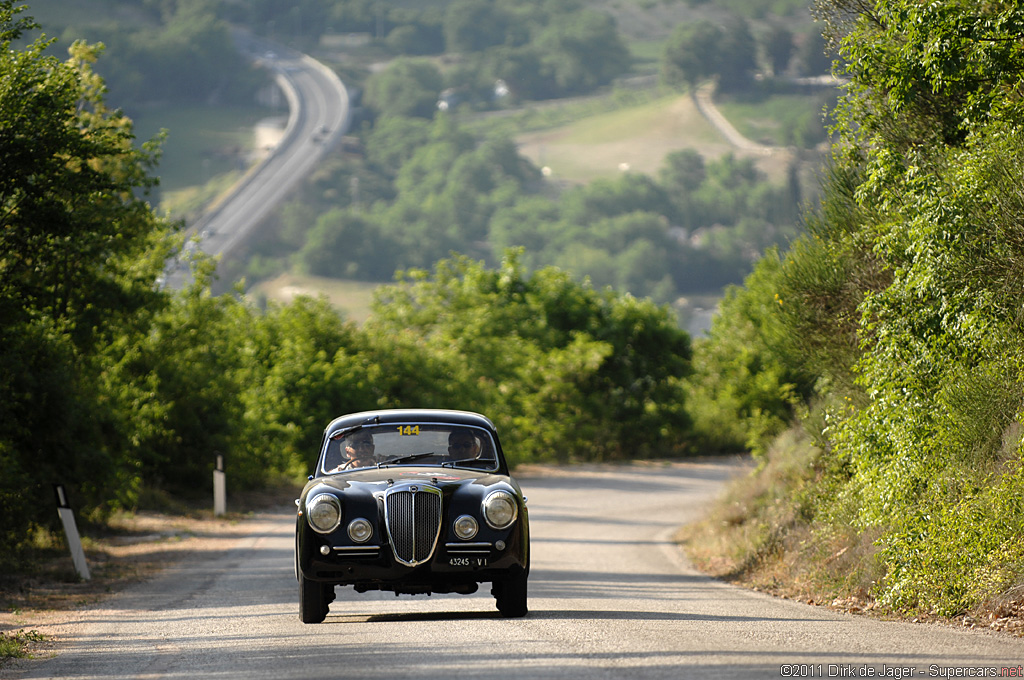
[167,34,350,287]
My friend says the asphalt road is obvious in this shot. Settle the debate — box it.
[10,460,1024,679]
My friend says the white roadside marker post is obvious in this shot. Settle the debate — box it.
[53,485,91,581]
[213,454,226,517]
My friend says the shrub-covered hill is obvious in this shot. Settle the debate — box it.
[682,0,1024,624]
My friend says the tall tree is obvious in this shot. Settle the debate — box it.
[0,1,173,556]
[443,0,510,53]
[364,58,444,119]
[718,14,758,90]
[762,24,795,76]
[661,20,724,89]
[535,10,630,94]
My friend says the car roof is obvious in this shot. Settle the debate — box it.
[323,409,497,438]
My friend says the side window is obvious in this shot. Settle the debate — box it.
[445,428,498,469]
[321,439,342,473]
[477,437,495,462]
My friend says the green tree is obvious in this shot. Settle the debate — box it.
[717,14,758,90]
[794,26,832,78]
[562,174,673,226]
[0,2,173,554]
[374,119,536,270]
[687,250,814,454]
[364,58,444,119]
[237,295,380,475]
[487,196,565,265]
[705,0,1024,616]
[443,0,511,53]
[66,0,262,108]
[535,10,630,94]
[661,20,724,88]
[483,45,552,100]
[365,116,433,177]
[298,209,395,280]
[762,24,795,76]
[660,149,706,194]
[385,8,445,56]
[369,252,694,463]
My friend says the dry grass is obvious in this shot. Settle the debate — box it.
[678,427,885,612]
[677,425,1024,636]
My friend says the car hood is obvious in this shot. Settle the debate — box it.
[303,466,516,497]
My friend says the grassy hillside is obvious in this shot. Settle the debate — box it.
[515,93,727,182]
[676,0,1024,632]
[511,91,806,184]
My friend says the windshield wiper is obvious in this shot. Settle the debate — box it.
[441,458,492,468]
[382,452,435,466]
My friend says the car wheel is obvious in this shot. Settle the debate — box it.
[493,568,528,618]
[299,571,331,624]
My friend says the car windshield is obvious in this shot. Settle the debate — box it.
[320,423,499,474]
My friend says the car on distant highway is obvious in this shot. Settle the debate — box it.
[294,409,530,623]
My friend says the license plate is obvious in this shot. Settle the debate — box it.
[449,557,487,567]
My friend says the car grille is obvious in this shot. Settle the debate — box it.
[384,485,442,566]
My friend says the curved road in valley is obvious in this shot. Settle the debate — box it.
[168,34,350,286]
[9,460,1024,679]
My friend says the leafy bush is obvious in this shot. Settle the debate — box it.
[0,629,45,661]
[367,251,694,464]
[686,251,809,455]
[690,0,1024,619]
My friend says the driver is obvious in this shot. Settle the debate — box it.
[342,432,376,469]
[447,430,482,460]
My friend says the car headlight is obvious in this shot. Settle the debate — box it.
[453,514,479,540]
[347,518,373,543]
[482,490,518,530]
[306,493,342,534]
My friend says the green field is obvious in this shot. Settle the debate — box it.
[716,92,833,148]
[513,93,725,183]
[130,105,283,217]
[250,274,380,324]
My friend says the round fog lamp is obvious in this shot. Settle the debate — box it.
[348,518,372,544]
[454,515,479,540]
[348,518,373,543]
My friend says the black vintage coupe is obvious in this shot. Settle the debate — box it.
[294,409,530,623]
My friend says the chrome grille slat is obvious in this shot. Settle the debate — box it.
[333,546,381,557]
[446,544,491,555]
[385,486,442,566]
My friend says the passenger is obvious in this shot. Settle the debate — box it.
[448,430,482,460]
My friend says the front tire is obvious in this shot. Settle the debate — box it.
[493,568,528,618]
[299,571,332,624]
